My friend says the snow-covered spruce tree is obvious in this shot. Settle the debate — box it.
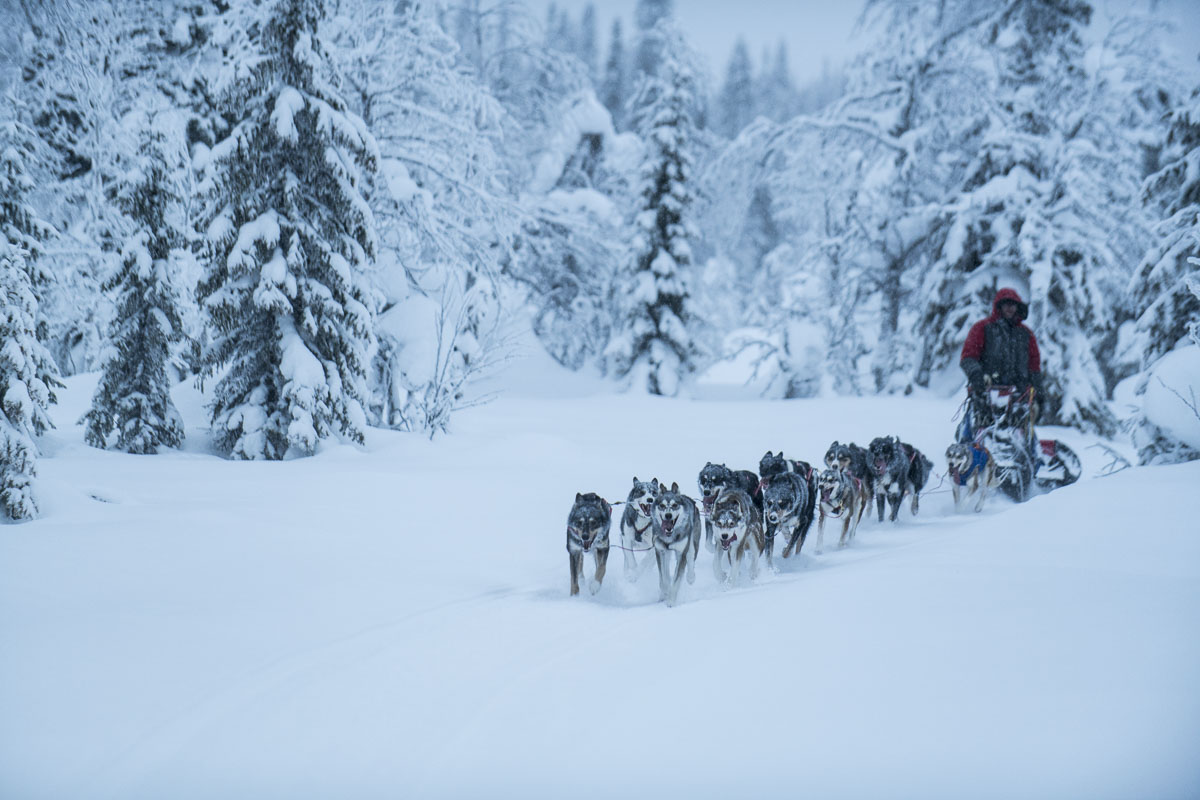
[82,126,185,453]
[196,0,378,459]
[1125,83,1200,463]
[577,4,599,82]
[0,239,57,521]
[605,22,703,396]
[1128,83,1200,371]
[911,0,1147,434]
[754,42,800,125]
[0,113,61,413]
[715,38,755,139]
[14,0,171,376]
[0,117,56,303]
[331,0,518,435]
[601,19,629,130]
[633,0,673,82]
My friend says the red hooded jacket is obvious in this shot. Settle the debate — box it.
[960,288,1042,391]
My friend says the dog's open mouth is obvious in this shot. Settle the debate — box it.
[640,503,652,516]
[701,494,716,513]
[875,460,887,475]
[720,535,736,551]
[662,516,676,533]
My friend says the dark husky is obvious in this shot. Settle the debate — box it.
[566,492,612,596]
[866,436,934,522]
[823,440,875,499]
[697,462,760,551]
[651,482,702,607]
[815,468,867,553]
[758,451,817,563]
[619,477,661,581]
[709,487,765,584]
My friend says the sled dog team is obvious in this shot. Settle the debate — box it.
[567,436,997,606]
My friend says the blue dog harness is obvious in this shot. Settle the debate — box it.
[956,445,990,486]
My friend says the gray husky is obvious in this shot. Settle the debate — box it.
[651,482,701,606]
[710,487,765,584]
[815,468,867,553]
[762,472,814,560]
[620,477,661,581]
[697,462,760,552]
[946,442,997,513]
[566,492,612,596]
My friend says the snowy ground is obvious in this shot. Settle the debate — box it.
[2,340,1199,799]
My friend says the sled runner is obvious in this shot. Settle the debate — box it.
[957,386,1080,502]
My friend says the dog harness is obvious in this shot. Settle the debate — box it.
[954,445,991,486]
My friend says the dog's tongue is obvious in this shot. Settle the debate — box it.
[663,517,676,533]
[702,495,716,512]
[721,535,736,551]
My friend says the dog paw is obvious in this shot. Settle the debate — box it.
[588,578,602,595]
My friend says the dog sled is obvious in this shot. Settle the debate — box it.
[956,386,1081,503]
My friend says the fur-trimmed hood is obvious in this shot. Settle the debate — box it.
[990,287,1029,322]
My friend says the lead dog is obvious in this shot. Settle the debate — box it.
[697,462,760,551]
[619,477,661,581]
[867,436,933,522]
[566,492,612,596]
[709,487,765,584]
[759,451,817,563]
[652,482,702,606]
[815,468,867,553]
[946,442,997,513]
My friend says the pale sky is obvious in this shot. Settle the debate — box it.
[542,0,1200,84]
[545,0,866,83]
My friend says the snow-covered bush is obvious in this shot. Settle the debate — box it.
[196,0,378,459]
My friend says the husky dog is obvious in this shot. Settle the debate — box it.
[946,442,997,513]
[651,482,702,606]
[709,487,765,584]
[815,468,867,553]
[906,441,934,515]
[823,440,875,499]
[758,451,817,563]
[566,492,613,596]
[762,472,815,561]
[697,462,761,551]
[866,436,932,522]
[619,477,662,580]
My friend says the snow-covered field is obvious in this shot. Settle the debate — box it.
[2,343,1199,799]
